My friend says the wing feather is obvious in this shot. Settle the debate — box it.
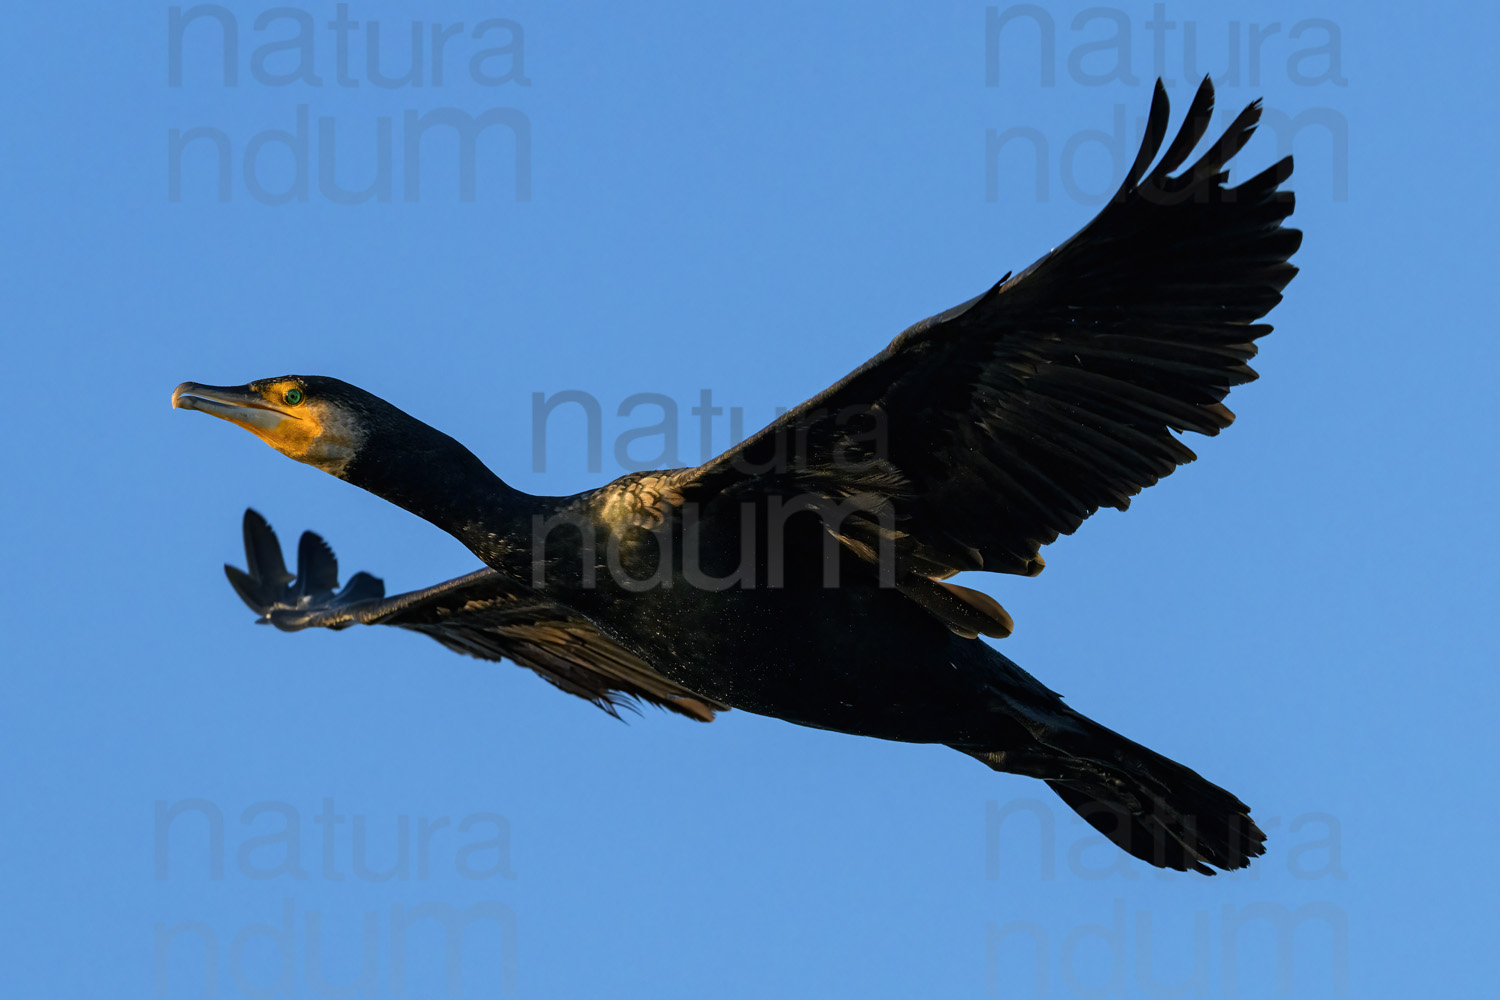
[225,510,725,722]
[682,77,1299,587]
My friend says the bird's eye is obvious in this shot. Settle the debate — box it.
[283,388,304,406]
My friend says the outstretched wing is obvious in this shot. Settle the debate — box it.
[223,509,726,722]
[684,78,1300,584]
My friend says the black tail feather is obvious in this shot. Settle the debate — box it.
[1040,740,1266,874]
[958,703,1265,874]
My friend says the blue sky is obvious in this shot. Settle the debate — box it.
[3,1,1495,997]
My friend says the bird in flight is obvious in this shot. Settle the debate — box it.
[174,79,1298,874]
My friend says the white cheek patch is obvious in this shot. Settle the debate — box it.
[301,406,366,477]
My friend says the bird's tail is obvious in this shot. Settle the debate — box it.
[952,653,1265,873]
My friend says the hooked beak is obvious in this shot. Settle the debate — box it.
[172,382,301,434]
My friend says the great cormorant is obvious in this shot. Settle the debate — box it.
[174,80,1298,874]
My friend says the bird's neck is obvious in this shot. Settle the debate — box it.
[340,433,544,569]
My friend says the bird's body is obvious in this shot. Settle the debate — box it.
[176,79,1297,874]
[525,481,1000,741]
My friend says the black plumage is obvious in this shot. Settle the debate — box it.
[175,79,1297,874]
[226,510,723,722]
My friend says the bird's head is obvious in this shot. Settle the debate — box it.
[174,374,509,530]
[169,374,498,515]
[171,375,386,477]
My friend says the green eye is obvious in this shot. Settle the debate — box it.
[283,388,304,406]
